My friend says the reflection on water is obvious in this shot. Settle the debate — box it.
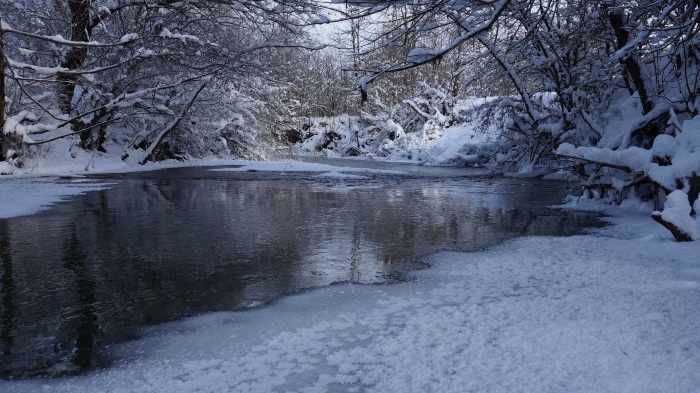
[0,168,602,378]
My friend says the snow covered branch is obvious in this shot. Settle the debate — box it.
[137,79,209,165]
[356,0,511,94]
[652,190,699,242]
[0,23,140,47]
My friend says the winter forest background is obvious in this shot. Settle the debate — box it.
[1,0,699,238]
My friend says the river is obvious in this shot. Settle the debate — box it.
[0,161,602,378]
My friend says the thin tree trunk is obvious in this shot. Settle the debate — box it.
[57,0,91,115]
[606,4,654,115]
[0,27,7,161]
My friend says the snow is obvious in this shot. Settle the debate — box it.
[1,187,699,391]
[420,120,496,165]
[0,178,109,219]
[648,115,700,191]
[315,172,367,179]
[652,134,679,159]
[294,97,501,166]
[0,161,16,175]
[407,47,443,63]
[556,143,653,173]
[210,160,405,175]
[119,33,139,43]
[309,14,330,24]
[653,190,700,241]
[18,47,35,56]
[159,28,201,44]
[597,95,644,149]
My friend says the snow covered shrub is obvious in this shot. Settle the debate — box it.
[294,116,356,157]
[648,116,700,209]
[652,190,699,242]
[293,94,507,166]
[403,83,456,141]
[1,129,24,169]
[557,110,700,240]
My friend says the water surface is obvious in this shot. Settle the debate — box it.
[0,164,601,378]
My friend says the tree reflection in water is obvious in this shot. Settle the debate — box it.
[61,226,99,373]
[1,222,17,374]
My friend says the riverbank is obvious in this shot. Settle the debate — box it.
[0,164,698,391]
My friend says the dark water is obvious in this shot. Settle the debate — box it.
[0,165,602,378]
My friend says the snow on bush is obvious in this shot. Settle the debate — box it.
[648,116,700,191]
[651,134,679,162]
[293,96,504,166]
[0,162,15,175]
[652,190,699,241]
[556,112,700,207]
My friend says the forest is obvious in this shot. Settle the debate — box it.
[1,0,700,238]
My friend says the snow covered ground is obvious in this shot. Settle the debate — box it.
[1,171,698,392]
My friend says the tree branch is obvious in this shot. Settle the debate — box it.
[138,79,209,164]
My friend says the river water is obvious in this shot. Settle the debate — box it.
[0,162,602,378]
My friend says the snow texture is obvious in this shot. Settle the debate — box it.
[556,143,653,173]
[652,134,679,160]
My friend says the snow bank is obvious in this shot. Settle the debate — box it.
[0,178,110,219]
[210,160,405,175]
[3,206,698,392]
[315,172,367,179]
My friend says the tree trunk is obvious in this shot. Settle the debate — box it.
[689,175,700,215]
[77,107,109,152]
[606,4,654,115]
[57,0,91,116]
[0,27,7,162]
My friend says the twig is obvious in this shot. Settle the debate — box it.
[619,345,629,357]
